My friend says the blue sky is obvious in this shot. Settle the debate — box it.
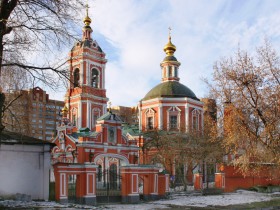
[50,0,280,107]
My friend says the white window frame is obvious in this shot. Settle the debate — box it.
[167,106,181,130]
[192,109,201,131]
[145,108,156,130]
[92,108,101,128]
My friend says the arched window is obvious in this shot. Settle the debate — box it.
[91,68,99,88]
[174,67,178,77]
[145,108,156,130]
[72,108,78,126]
[167,106,181,130]
[73,68,80,88]
[192,109,201,131]
[168,66,172,77]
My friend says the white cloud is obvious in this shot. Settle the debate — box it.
[49,0,280,107]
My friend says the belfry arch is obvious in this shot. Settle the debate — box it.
[91,68,100,88]
[73,68,80,88]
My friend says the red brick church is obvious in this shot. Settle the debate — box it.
[51,5,279,205]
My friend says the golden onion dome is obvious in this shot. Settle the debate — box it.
[163,35,176,56]
[84,15,92,26]
[83,4,92,27]
[61,106,68,115]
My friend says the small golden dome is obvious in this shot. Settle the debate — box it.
[61,106,68,115]
[83,3,92,27]
[163,35,176,56]
[84,15,92,26]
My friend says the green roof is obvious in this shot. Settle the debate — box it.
[122,124,140,136]
[79,127,90,132]
[97,112,123,122]
[142,81,199,101]
[71,131,99,139]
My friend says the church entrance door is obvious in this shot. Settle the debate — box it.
[96,164,122,203]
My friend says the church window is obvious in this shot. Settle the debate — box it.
[72,108,78,126]
[170,116,178,129]
[73,68,80,88]
[148,117,153,130]
[92,108,101,129]
[168,66,172,77]
[145,108,156,130]
[91,68,99,88]
[192,109,200,131]
[174,67,178,77]
[167,106,181,130]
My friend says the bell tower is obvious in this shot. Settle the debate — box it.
[66,4,108,131]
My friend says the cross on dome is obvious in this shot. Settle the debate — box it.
[163,27,176,56]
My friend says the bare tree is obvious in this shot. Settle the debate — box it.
[205,41,280,174]
[142,116,222,190]
[0,0,84,134]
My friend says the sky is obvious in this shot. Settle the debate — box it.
[49,0,280,107]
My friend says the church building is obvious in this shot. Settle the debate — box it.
[51,6,170,204]
[49,4,280,205]
[139,34,203,133]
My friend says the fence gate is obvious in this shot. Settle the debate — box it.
[68,174,76,203]
[96,164,122,203]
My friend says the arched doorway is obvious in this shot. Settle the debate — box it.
[95,154,128,203]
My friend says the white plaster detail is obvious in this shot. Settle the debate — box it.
[132,174,138,193]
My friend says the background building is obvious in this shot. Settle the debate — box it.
[111,105,138,125]
[4,87,64,141]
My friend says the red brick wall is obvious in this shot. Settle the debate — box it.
[223,165,280,192]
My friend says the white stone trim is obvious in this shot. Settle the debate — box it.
[60,173,66,197]
[77,143,139,150]
[78,101,82,129]
[167,106,181,130]
[165,175,169,192]
[86,173,95,195]
[80,61,84,85]
[70,94,109,102]
[87,100,90,128]
[141,97,203,104]
[154,174,158,193]
[138,103,142,132]
[145,108,156,130]
[94,153,129,164]
[191,109,201,131]
[158,104,163,130]
[132,174,138,193]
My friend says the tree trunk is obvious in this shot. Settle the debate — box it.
[0,92,5,134]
